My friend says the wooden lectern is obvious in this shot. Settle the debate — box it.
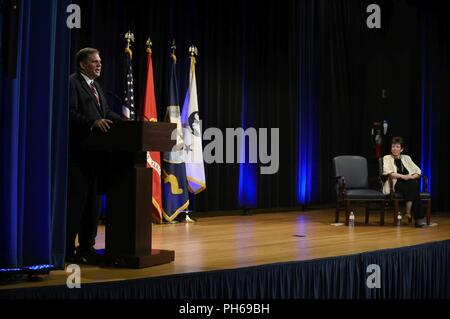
[80,121,176,268]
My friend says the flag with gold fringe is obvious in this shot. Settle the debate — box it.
[141,38,163,223]
[161,42,189,222]
[181,46,206,194]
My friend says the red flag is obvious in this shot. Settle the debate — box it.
[142,41,163,223]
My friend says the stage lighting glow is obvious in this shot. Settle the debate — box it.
[0,267,23,273]
[296,24,318,206]
[238,68,257,208]
[238,162,257,208]
[420,26,432,194]
[24,264,54,271]
[0,264,54,274]
[296,76,317,205]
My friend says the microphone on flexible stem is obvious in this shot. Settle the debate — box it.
[106,91,133,120]
[107,91,148,121]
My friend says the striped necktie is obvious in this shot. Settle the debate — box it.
[90,81,100,106]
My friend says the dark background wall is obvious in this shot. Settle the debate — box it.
[71,0,450,213]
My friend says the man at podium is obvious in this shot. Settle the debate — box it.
[66,47,122,262]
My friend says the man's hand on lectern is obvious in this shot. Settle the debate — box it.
[93,119,113,133]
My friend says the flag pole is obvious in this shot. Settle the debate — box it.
[146,37,153,52]
[162,38,191,224]
[125,31,134,58]
[141,38,153,122]
[183,45,199,224]
[171,39,176,62]
[123,31,136,120]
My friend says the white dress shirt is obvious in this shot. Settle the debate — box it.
[80,72,94,86]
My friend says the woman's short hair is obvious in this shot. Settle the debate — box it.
[391,136,405,148]
[76,48,100,71]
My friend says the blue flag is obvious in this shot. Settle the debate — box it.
[162,46,190,222]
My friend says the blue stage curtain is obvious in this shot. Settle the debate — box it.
[419,2,450,211]
[0,0,71,269]
[1,240,449,299]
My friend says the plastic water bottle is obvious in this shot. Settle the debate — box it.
[349,211,355,227]
[397,212,402,226]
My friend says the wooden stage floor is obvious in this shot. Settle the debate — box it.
[2,209,450,290]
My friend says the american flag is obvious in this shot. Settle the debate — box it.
[123,33,136,120]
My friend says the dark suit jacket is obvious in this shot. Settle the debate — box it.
[69,72,122,166]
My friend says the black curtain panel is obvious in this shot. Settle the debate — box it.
[70,0,450,213]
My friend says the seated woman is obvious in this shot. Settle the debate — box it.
[382,136,426,227]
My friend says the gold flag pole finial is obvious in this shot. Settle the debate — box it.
[146,37,152,54]
[125,31,135,59]
[189,45,198,64]
[171,39,177,62]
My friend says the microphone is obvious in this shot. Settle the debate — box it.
[107,91,147,121]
